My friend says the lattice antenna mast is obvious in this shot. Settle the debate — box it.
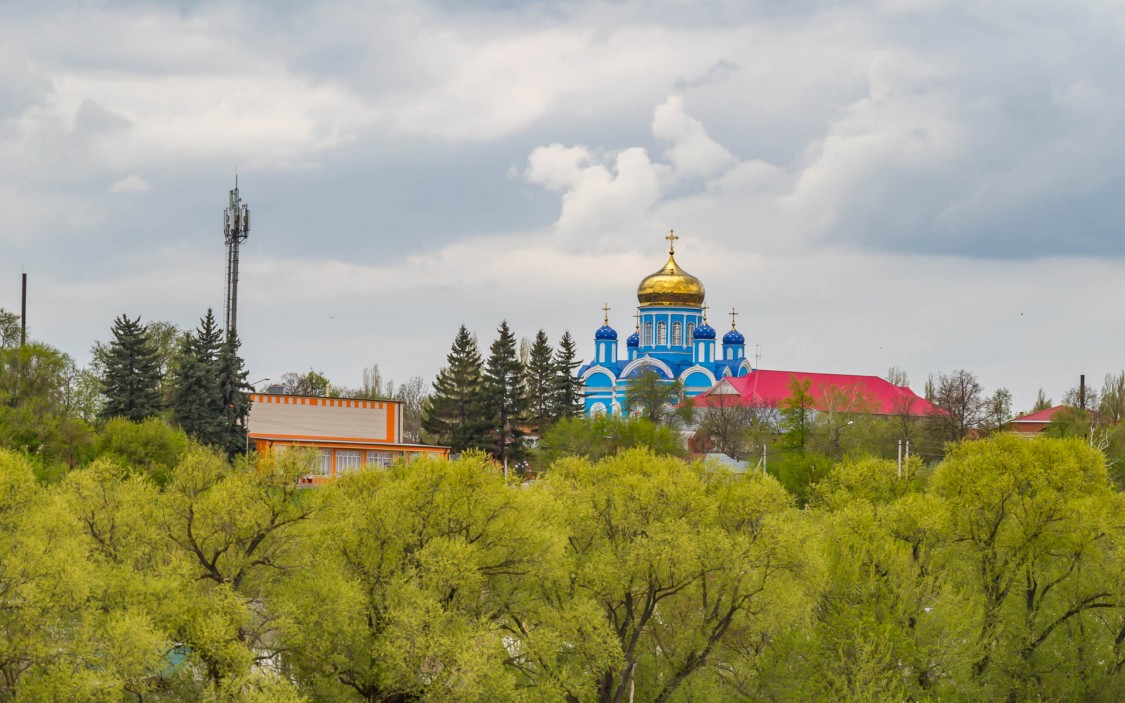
[223,176,250,339]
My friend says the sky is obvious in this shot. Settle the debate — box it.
[3,0,1125,411]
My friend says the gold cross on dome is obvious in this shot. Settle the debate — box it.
[602,302,611,326]
[665,229,678,254]
[633,310,640,330]
[729,308,739,329]
[701,304,709,323]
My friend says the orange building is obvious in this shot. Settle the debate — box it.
[247,393,449,483]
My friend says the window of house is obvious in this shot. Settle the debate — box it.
[366,450,393,468]
[657,321,667,345]
[336,450,362,475]
[315,449,332,476]
[672,322,682,346]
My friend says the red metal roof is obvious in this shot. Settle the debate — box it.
[693,369,940,416]
[1009,405,1069,424]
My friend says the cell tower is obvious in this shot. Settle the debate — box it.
[223,177,250,339]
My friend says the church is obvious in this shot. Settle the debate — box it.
[578,231,753,416]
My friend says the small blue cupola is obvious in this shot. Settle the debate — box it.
[722,308,745,361]
[626,327,640,361]
[693,316,716,365]
[594,303,618,365]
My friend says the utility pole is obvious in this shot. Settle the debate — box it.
[761,443,767,477]
[20,273,27,348]
[897,439,903,479]
[223,177,250,340]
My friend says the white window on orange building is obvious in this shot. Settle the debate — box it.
[366,450,392,468]
[316,449,332,476]
[336,450,362,475]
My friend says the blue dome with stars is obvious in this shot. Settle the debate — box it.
[723,328,745,345]
[626,330,640,347]
[595,325,618,340]
[693,323,716,340]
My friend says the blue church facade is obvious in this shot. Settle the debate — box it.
[578,232,753,416]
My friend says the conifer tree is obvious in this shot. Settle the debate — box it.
[551,330,584,420]
[100,315,164,421]
[481,321,528,470]
[217,329,252,457]
[171,310,223,445]
[422,326,486,453]
[525,330,556,436]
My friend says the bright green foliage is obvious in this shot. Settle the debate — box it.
[525,329,556,436]
[481,321,529,469]
[160,447,317,688]
[216,330,251,458]
[95,416,189,486]
[274,452,565,702]
[279,369,332,397]
[932,434,1123,701]
[779,374,815,452]
[172,309,224,446]
[0,342,95,468]
[423,325,486,453]
[623,369,691,426]
[538,414,683,465]
[101,314,164,422]
[551,331,584,421]
[0,308,20,348]
[546,450,811,702]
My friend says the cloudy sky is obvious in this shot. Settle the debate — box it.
[3,0,1125,410]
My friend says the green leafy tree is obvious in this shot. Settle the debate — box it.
[1100,371,1125,423]
[982,387,1013,433]
[422,325,486,453]
[95,417,190,487]
[279,368,332,396]
[0,342,95,467]
[780,374,816,452]
[552,330,584,421]
[1031,387,1053,413]
[623,368,691,426]
[525,329,556,436]
[100,315,164,422]
[539,414,684,465]
[273,452,569,702]
[931,369,986,442]
[216,330,251,458]
[171,309,224,446]
[932,434,1123,700]
[481,320,528,470]
[546,450,812,702]
[0,307,20,348]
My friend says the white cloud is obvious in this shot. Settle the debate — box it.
[652,95,734,180]
[108,175,151,194]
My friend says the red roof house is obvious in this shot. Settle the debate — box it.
[1006,405,1069,436]
[692,369,939,416]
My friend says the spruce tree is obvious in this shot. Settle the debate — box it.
[217,329,252,457]
[422,325,486,453]
[525,330,556,436]
[481,320,528,470]
[100,315,164,421]
[170,310,224,445]
[551,330,584,420]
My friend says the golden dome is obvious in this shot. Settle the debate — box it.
[636,230,706,307]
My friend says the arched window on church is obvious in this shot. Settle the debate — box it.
[644,322,653,346]
[672,322,682,346]
[687,322,695,341]
[657,322,667,345]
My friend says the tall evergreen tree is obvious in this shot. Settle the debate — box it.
[422,326,486,453]
[171,310,223,445]
[217,329,252,457]
[525,330,555,436]
[551,330,584,420]
[100,315,164,421]
[481,320,528,470]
